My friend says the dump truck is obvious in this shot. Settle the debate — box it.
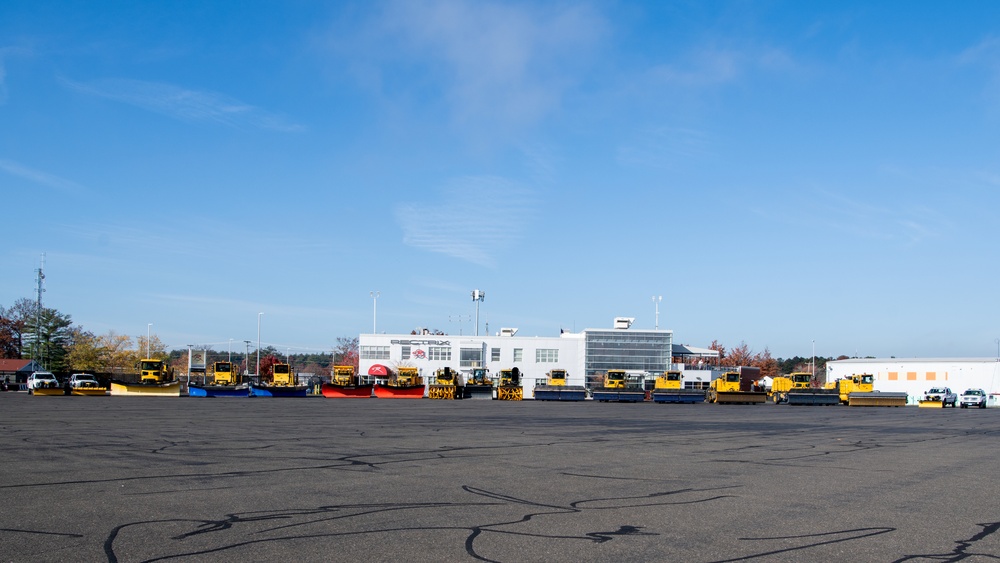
[591,369,646,402]
[533,368,587,401]
[463,367,494,400]
[828,373,907,407]
[374,366,425,398]
[429,367,463,400]
[251,362,308,397]
[651,371,705,404]
[770,372,840,405]
[497,367,523,401]
[111,359,181,396]
[321,365,373,398]
[706,368,766,404]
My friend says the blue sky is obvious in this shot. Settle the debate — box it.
[3,1,1000,359]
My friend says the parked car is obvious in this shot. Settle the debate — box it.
[959,388,988,409]
[922,387,958,407]
[69,373,101,389]
[27,371,59,394]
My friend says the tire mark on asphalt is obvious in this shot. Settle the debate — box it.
[709,526,895,562]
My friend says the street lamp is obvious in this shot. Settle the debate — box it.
[146,323,152,358]
[370,291,380,334]
[471,290,485,336]
[652,296,662,330]
[243,340,251,375]
[812,340,816,380]
[257,312,263,377]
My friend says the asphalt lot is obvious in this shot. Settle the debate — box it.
[2,393,998,562]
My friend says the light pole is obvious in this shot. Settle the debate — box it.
[471,290,485,336]
[370,291,380,333]
[146,323,152,358]
[811,340,816,380]
[652,296,662,330]
[257,312,263,377]
[243,340,251,375]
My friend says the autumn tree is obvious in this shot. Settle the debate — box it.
[0,298,37,358]
[259,354,280,381]
[724,341,754,367]
[752,347,779,379]
[67,328,103,372]
[333,336,359,369]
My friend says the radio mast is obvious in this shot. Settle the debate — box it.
[34,254,46,367]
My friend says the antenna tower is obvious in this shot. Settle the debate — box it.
[34,254,46,367]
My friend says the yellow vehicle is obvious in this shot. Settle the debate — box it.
[111,358,181,396]
[591,369,645,402]
[212,361,237,386]
[827,373,907,406]
[497,368,522,401]
[271,363,295,386]
[140,359,174,384]
[651,370,705,404]
[320,365,373,398]
[533,369,587,401]
[429,367,462,400]
[706,371,766,404]
[770,372,839,405]
[374,366,425,398]
[330,365,356,386]
[464,367,494,400]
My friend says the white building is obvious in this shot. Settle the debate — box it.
[827,358,1000,404]
[358,318,677,398]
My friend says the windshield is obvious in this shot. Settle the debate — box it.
[861,375,873,384]
[215,362,231,372]
[140,361,162,371]
[964,390,983,396]
[793,374,811,383]
[928,388,945,393]
[274,364,290,374]
[726,374,740,383]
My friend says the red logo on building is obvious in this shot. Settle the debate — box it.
[412,349,426,359]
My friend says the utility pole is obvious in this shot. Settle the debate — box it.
[34,254,45,368]
[370,291,380,334]
[243,340,251,375]
[471,290,485,336]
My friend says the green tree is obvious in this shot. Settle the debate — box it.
[24,307,74,372]
[0,298,35,358]
[67,328,102,372]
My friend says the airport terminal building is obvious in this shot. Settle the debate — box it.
[358,318,696,398]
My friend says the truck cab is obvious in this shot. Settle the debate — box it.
[272,363,295,386]
[139,359,172,384]
[212,362,236,385]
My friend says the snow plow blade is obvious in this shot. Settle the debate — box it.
[320,384,373,398]
[462,384,494,400]
[110,381,181,397]
[188,384,248,397]
[373,384,425,399]
[652,390,706,404]
[918,399,944,408]
[32,387,66,396]
[250,384,309,397]
[533,386,587,401]
[849,392,908,407]
[70,388,108,396]
[786,391,840,406]
[714,391,767,404]
[591,389,645,402]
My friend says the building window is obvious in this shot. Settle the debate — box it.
[535,349,558,363]
[429,347,451,361]
[491,347,501,362]
[513,348,523,363]
[400,346,411,360]
[360,346,390,360]
[460,348,483,368]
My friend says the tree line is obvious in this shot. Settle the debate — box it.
[0,298,360,377]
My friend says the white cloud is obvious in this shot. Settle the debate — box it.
[59,77,304,132]
[0,158,87,195]
[617,126,712,169]
[647,45,800,89]
[361,0,607,129]
[394,176,536,267]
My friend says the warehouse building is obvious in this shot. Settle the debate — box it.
[358,317,684,398]
[826,358,1000,405]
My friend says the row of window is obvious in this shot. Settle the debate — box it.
[360,345,558,363]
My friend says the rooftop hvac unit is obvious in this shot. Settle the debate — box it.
[500,328,518,337]
[613,317,635,330]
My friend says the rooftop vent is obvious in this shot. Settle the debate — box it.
[500,328,519,337]
[613,317,635,330]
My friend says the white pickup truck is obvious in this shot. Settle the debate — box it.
[922,387,958,408]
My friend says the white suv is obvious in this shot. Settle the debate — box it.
[959,389,988,409]
[69,373,101,389]
[27,371,59,394]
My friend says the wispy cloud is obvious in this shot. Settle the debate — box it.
[647,45,800,88]
[59,77,304,132]
[394,176,536,267]
[617,126,712,169]
[351,0,607,130]
[0,158,87,195]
